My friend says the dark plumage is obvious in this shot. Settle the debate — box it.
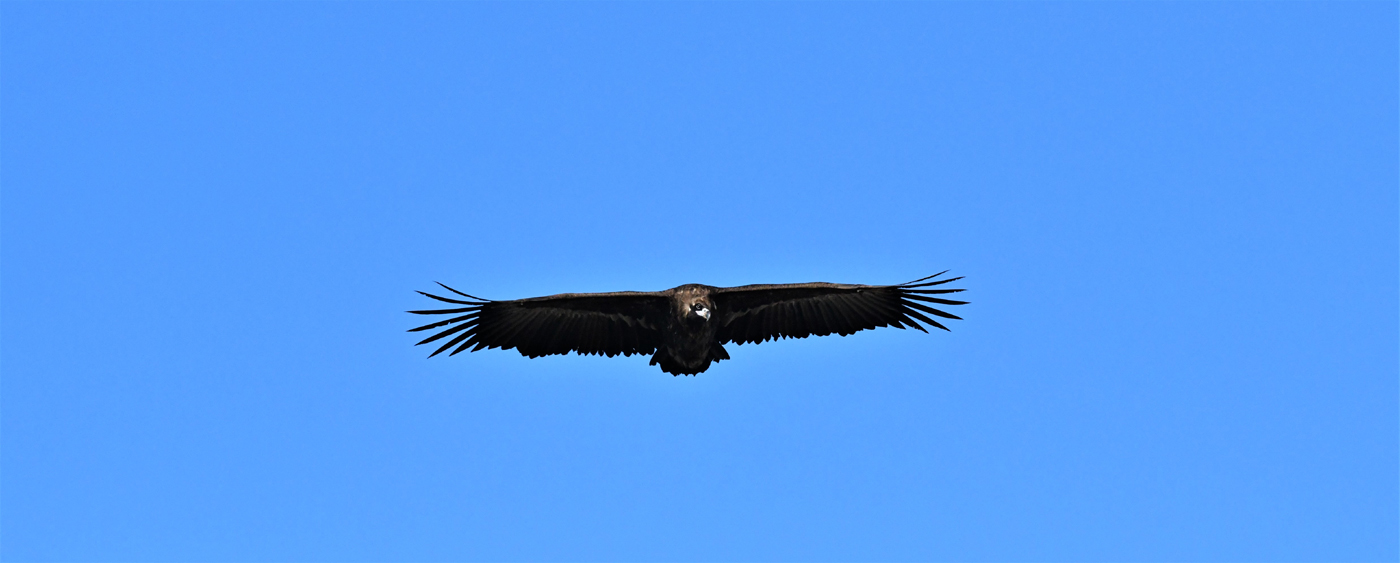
[408,272,967,375]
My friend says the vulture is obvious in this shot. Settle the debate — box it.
[408,272,967,376]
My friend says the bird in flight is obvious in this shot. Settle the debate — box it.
[408,272,967,375]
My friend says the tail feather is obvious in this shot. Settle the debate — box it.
[649,350,716,376]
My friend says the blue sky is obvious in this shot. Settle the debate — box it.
[2,2,1395,561]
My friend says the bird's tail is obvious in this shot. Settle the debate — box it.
[650,347,728,376]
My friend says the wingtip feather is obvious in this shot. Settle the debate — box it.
[435,282,491,302]
[899,270,950,286]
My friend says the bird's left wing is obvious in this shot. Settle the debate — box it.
[408,284,670,359]
[711,272,967,345]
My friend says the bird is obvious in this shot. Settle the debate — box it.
[407,272,967,376]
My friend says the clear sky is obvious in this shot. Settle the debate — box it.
[2,3,1395,561]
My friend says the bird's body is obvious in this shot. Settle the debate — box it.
[655,284,725,375]
[409,273,966,375]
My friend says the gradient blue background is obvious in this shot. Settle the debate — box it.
[3,3,1396,561]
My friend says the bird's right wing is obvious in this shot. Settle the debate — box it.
[408,285,670,359]
[710,272,967,345]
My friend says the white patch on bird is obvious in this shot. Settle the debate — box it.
[696,305,710,320]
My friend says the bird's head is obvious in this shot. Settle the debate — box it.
[688,302,711,322]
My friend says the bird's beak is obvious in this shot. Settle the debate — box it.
[698,308,711,321]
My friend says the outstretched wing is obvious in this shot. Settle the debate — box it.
[408,284,670,359]
[711,272,967,346]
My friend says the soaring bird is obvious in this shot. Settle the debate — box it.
[408,272,967,375]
